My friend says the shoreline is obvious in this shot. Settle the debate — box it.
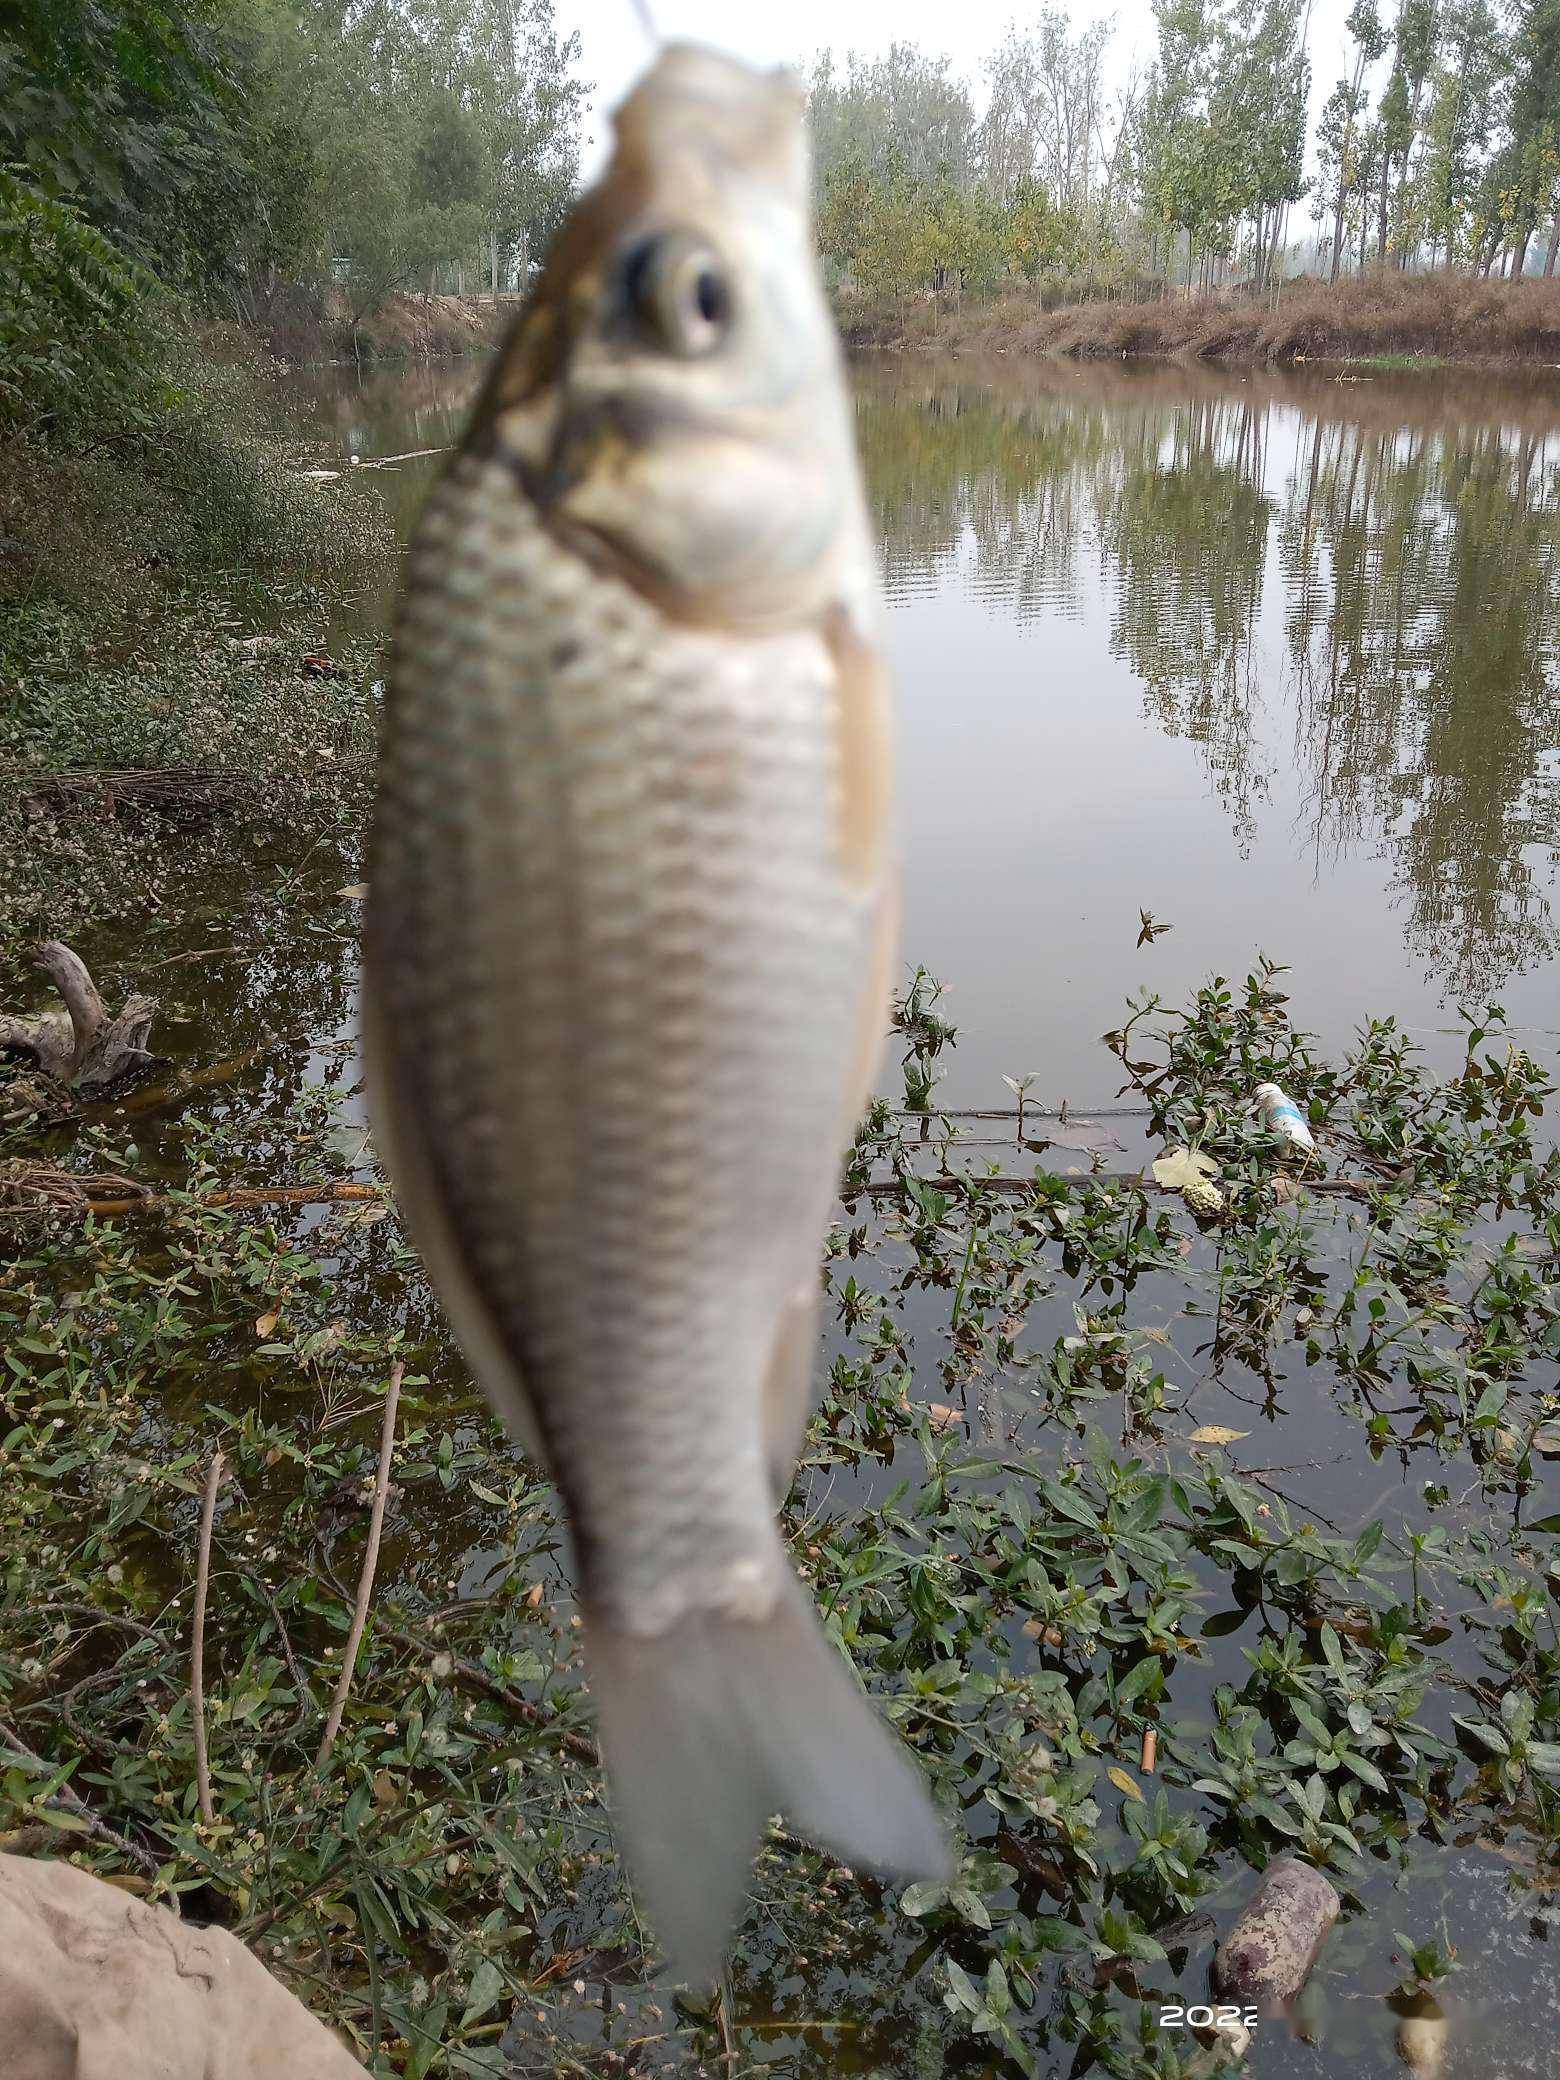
[838,268,1560,374]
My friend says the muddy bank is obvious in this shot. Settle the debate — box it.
[843,267,1560,369]
[248,283,513,365]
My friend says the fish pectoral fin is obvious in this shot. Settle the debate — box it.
[586,1565,951,1984]
[360,977,549,1467]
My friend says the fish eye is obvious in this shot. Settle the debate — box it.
[619,231,732,358]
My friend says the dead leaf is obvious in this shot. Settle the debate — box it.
[337,883,369,901]
[927,1403,962,1432]
[372,1769,403,1808]
[525,1581,546,1609]
[1106,1765,1144,1802]
[97,1872,153,1894]
[254,1310,280,1339]
[1187,1425,1249,1446]
[1152,1147,1219,1190]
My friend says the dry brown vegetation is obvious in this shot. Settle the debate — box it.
[845,267,1560,368]
[250,283,511,365]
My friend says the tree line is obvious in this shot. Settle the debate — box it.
[855,370,1560,993]
[0,0,583,384]
[812,0,1560,303]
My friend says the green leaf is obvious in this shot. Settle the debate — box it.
[33,1806,91,1832]
[1030,1914,1089,1953]
[1339,1748,1390,1793]
[1452,1714,1510,1756]
[944,1958,981,2014]
[1353,1519,1385,1562]
[899,1880,948,1918]
[1115,1655,1163,1706]
[460,1959,504,2031]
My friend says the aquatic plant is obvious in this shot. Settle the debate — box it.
[0,964,1556,2076]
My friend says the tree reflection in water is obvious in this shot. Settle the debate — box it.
[855,363,1560,1003]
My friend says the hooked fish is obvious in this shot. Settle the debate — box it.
[363,42,949,1975]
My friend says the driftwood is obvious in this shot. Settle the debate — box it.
[1212,1854,1340,2008]
[0,941,158,1092]
[0,1854,366,2078]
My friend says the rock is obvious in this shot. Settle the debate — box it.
[1211,1854,1341,2009]
[0,1853,366,2078]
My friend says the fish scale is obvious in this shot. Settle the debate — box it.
[374,453,868,1627]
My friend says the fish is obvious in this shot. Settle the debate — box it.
[362,41,949,1977]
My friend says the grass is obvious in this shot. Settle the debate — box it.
[1,958,1556,2077]
[0,327,391,966]
[844,266,1560,369]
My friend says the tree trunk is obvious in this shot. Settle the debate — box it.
[1330,182,1346,284]
[1545,219,1560,277]
[1267,204,1287,286]
[1377,166,1389,261]
[490,229,500,302]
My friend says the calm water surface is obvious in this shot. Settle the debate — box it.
[311,354,1560,1104]
[209,356,1560,2075]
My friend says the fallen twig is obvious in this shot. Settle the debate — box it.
[354,446,451,468]
[854,1171,1381,1201]
[5,767,257,813]
[372,1613,598,1765]
[0,1162,150,1217]
[192,1450,225,1826]
[0,1717,163,1882]
[316,1362,403,1769]
[0,1171,386,1222]
[888,1105,1152,1120]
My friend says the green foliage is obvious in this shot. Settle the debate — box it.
[1,950,1556,2073]
[0,0,242,286]
[0,173,157,440]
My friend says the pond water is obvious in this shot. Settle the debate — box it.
[17,352,1558,2077]
[302,353,1560,1108]
[264,350,1560,2078]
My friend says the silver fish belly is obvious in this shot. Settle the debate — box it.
[368,448,873,1631]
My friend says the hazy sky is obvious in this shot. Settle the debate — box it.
[554,0,1362,180]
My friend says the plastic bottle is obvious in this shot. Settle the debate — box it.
[1253,1081,1315,1154]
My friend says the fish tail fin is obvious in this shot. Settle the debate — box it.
[587,1569,951,1982]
